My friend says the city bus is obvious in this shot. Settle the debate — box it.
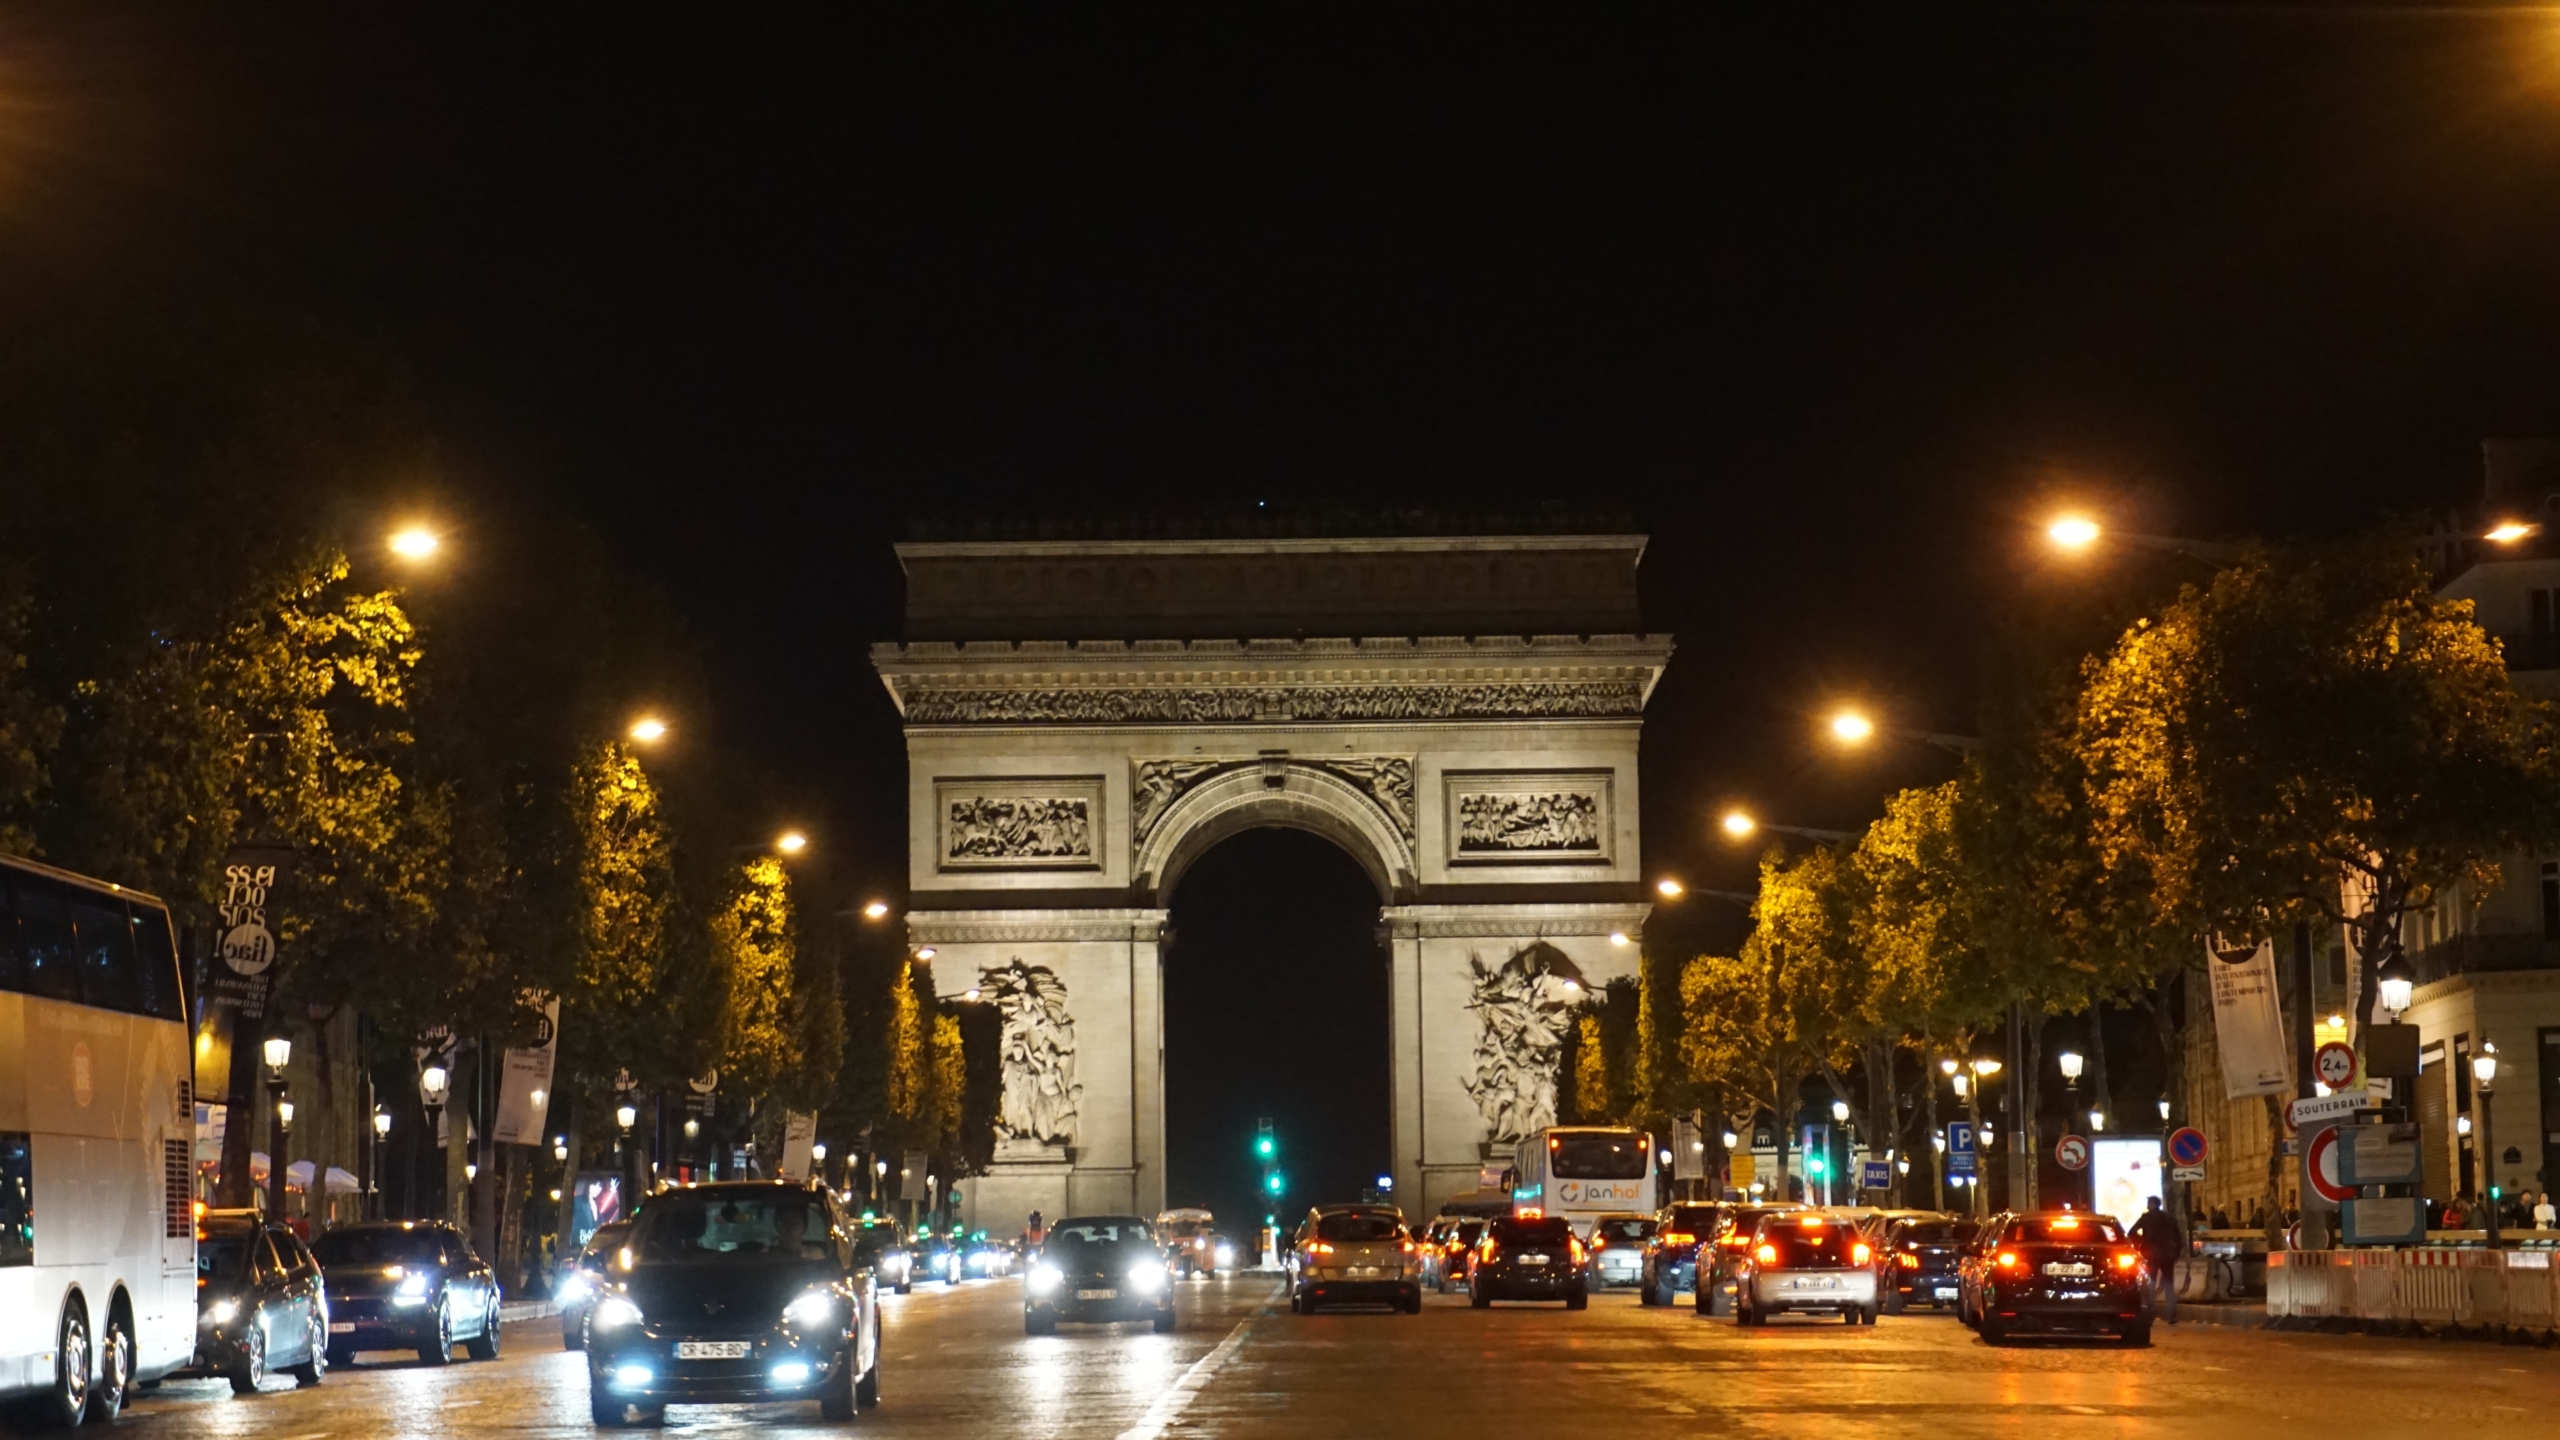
[1509,1126,1655,1239]
[1,854,197,1425]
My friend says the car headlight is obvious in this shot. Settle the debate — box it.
[1027,1264,1064,1294]
[393,1272,433,1305]
[205,1299,240,1326]
[556,1272,592,1305]
[783,1290,837,1328]
[592,1295,644,1332]
[1214,1244,1235,1268]
[1127,1263,1167,1293]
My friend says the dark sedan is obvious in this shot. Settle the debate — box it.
[557,1220,634,1350]
[1880,1216,1975,1314]
[187,1211,329,1393]
[1960,1210,2151,1345]
[1469,1215,1587,1309]
[313,1220,500,1366]
[1639,1202,1722,1308]
[1023,1215,1177,1334]
[585,1181,882,1426]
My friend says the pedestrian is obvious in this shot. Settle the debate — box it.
[2207,1204,2229,1232]
[2534,1192,2557,1230]
[2443,1194,2469,1230]
[2129,1196,2183,1323]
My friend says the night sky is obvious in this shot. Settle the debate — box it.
[13,7,2560,1220]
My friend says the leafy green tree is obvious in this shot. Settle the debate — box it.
[0,569,62,855]
[566,740,681,1080]
[710,856,798,1102]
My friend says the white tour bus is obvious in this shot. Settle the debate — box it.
[0,854,197,1426]
[1510,1126,1656,1238]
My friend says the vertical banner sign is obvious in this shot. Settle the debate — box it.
[899,1150,929,1203]
[2338,866,2381,1033]
[779,1111,819,1180]
[209,847,291,1205]
[1671,1117,1702,1182]
[2209,938,2294,1099]
[491,995,563,1145]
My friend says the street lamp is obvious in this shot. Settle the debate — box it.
[2057,1050,2085,1088]
[2089,1110,2105,1133]
[616,1102,639,1133]
[2474,1043,2503,1245]
[775,830,808,855]
[1831,1099,1851,1124]
[863,900,891,920]
[371,1109,392,1217]
[554,1138,569,1163]
[1828,709,1877,745]
[1722,1129,1740,1150]
[2046,515,2102,550]
[1718,808,1853,843]
[1720,809,1757,839]
[2486,520,2539,545]
[2377,949,2416,1018]
[628,716,669,744]
[2157,1098,2172,1123]
[1655,878,1684,899]
[388,525,442,561]
[262,1037,293,1220]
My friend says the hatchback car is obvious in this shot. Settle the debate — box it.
[1469,1215,1587,1309]
[584,1181,883,1426]
[188,1211,330,1393]
[1421,1217,1486,1293]
[1732,1212,1879,1325]
[1024,1215,1177,1334]
[312,1220,500,1366]
[557,1220,634,1350]
[1695,1203,1806,1315]
[1640,1202,1722,1307]
[1586,1213,1653,1290]
[1959,1210,2150,1345]
[1879,1215,1975,1314]
[1291,1205,1421,1314]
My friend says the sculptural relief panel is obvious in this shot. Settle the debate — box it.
[1442,770,1614,865]
[935,776,1106,870]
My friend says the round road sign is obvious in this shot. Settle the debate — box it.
[2315,1040,2357,1090]
[2055,1134,2090,1171]
[2303,1123,2355,1207]
[2167,1126,2208,1168]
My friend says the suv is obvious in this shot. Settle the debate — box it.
[1695,1202,1805,1315]
[1292,1204,1420,1314]
[1732,1211,1879,1326]
[313,1220,500,1366]
[1469,1214,1588,1309]
[187,1210,330,1393]
[1639,1202,1722,1307]
[1024,1214,1178,1333]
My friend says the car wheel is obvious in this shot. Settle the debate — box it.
[563,1316,586,1353]
[1152,1309,1177,1334]
[290,1313,327,1386]
[1401,1290,1422,1315]
[327,1345,356,1371]
[230,1321,266,1395]
[820,1350,857,1421]
[1842,1307,1860,1325]
[1861,1303,1880,1326]
[465,1304,501,1361]
[1979,1316,2008,1345]
[2121,1321,2154,1347]
[30,1300,93,1428]
[855,1345,882,1409]
[591,1388,628,1427]
[1024,1311,1056,1336]
[421,1301,454,1365]
[894,1281,912,1296]
[1883,1286,1905,1316]
[89,1307,134,1420]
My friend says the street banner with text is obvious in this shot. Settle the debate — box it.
[779,1111,819,1179]
[492,995,563,1145]
[2208,938,2293,1099]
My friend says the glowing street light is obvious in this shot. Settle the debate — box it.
[2377,949,2416,1017]
[1655,878,1684,899]
[388,526,442,561]
[1828,709,1877,745]
[1718,809,1851,844]
[2046,515,2102,551]
[775,830,808,855]
[914,946,938,961]
[862,900,891,920]
[1720,810,1758,839]
[1606,932,1628,948]
[2485,520,2538,545]
[628,716,669,744]
[1830,1099,1851,1124]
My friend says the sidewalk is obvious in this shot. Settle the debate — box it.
[2171,1301,2269,1331]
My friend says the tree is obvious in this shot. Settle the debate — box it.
[0,569,61,855]
[566,740,681,1081]
[2074,540,2560,1029]
[710,856,798,1102]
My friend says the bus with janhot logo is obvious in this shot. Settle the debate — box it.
[1509,1127,1655,1239]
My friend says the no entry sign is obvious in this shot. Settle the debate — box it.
[2055,1134,2090,1172]
[2301,1124,2356,1208]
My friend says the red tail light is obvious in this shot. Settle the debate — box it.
[1851,1242,1872,1265]
[1995,1250,2022,1271]
[1401,1239,1417,1255]
[1755,1243,1778,1264]
[1307,1241,1334,1257]
[1721,1234,1752,1249]
[2113,1249,2141,1272]
[1660,1231,1695,1246]
[1569,1238,1587,1263]
[1898,1252,1920,1269]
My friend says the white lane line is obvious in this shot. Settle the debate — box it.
[1116,1312,1257,1440]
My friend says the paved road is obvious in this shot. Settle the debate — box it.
[119,1276,2560,1439]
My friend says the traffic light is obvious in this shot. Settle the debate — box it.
[1254,1117,1276,1159]
[1265,1172,1286,1195]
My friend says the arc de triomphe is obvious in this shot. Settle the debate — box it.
[870,522,1672,1232]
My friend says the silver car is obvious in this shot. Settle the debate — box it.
[1733,1212,1880,1326]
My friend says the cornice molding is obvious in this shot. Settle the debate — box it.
[908,908,1169,945]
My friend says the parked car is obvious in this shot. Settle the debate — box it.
[1957,1210,2151,1345]
[1694,1203,1806,1315]
[1291,1205,1421,1314]
[1420,1217,1486,1293]
[312,1220,500,1367]
[1024,1214,1178,1334]
[1639,1202,1723,1307]
[1468,1214,1587,1310]
[1731,1211,1878,1326]
[852,1219,913,1294]
[186,1210,330,1393]
[584,1180,882,1426]
[1879,1215,1975,1314]
[557,1220,635,1350]
[1586,1213,1653,1290]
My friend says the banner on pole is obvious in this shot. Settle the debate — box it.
[778,1111,819,1180]
[492,995,562,1146]
[2208,938,2293,1099]
[1672,1117,1703,1182]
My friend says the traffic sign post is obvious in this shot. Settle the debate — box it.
[2314,1041,2358,1091]
[2055,1134,2090,1171]
[2167,1127,2208,1168]
[1947,1122,1977,1175]
[1860,1158,1892,1192]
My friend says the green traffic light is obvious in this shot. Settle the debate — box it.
[1807,1156,1826,1176]
[1255,1137,1275,1158]
[1265,1173,1285,1194]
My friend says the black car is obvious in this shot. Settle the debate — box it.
[1879,1216,1976,1314]
[914,1228,963,1285]
[1960,1210,2152,1345]
[1638,1202,1723,1307]
[312,1220,501,1366]
[1023,1215,1177,1334]
[851,1219,914,1294]
[1468,1215,1587,1309]
[188,1211,330,1393]
[584,1181,882,1426]
[558,1220,635,1350]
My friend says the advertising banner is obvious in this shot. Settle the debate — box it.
[491,995,562,1146]
[2208,938,2293,1099]
[778,1111,819,1180]
[2089,1137,2163,1230]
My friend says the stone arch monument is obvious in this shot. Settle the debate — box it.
[871,517,1673,1233]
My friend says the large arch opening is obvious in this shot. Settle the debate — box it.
[1162,827,1390,1234]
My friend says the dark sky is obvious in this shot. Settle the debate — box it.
[13,6,2560,1206]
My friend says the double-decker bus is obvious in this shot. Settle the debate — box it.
[1,854,197,1426]
[1510,1126,1655,1238]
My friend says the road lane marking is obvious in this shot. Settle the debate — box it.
[1115,1314,1255,1440]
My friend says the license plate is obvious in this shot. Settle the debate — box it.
[676,1341,752,1359]
[328,1322,356,1334]
[1786,1277,1840,1291]
[1934,1287,1957,1299]
[1521,1254,1550,1266]
[2043,1263,2094,1278]
[1353,1265,1381,1277]
[1075,1289,1117,1301]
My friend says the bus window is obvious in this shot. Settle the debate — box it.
[0,1133,30,1267]
[1549,1132,1647,1179]
[69,890,143,1014]
[127,901,186,1022]
[9,877,83,1004]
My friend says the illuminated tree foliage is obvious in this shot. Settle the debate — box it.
[0,571,62,855]
[567,739,680,1077]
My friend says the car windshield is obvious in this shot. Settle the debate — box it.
[1721,1207,1799,1239]
[633,1193,840,1264]
[1756,1221,1863,1266]
[1894,1221,1975,1246]
[1045,1219,1153,1259]
[852,1229,901,1260]
[1548,1131,1647,1179]
[579,1223,633,1261]
[1316,1212,1404,1243]
[1596,1218,1652,1241]
[311,1228,443,1268]
[198,1230,254,1282]
[1490,1217,1572,1246]
[2007,1216,2123,1244]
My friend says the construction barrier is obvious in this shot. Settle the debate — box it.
[2269,1247,2560,1331]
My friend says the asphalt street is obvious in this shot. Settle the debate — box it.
[113,1276,2560,1440]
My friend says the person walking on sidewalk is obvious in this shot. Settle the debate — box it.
[2130,1196,2183,1323]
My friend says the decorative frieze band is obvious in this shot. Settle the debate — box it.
[901,681,1646,726]
[934,777,1104,871]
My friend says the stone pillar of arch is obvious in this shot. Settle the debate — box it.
[873,526,1673,1235]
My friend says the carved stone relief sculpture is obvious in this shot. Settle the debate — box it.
[983,959,1082,1146]
[936,777,1104,869]
[1461,943,1584,1147]
[1444,771,1613,865]
[904,681,1645,726]
[1132,756,1416,841]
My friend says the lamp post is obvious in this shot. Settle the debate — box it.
[2474,1043,2502,1245]
[371,1110,392,1218]
[262,1037,293,1220]
[616,1102,640,1206]
[2377,950,2416,1020]
[419,1061,451,1220]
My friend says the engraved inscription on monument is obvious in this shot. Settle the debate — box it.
[1444,771,1613,865]
[936,777,1105,870]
